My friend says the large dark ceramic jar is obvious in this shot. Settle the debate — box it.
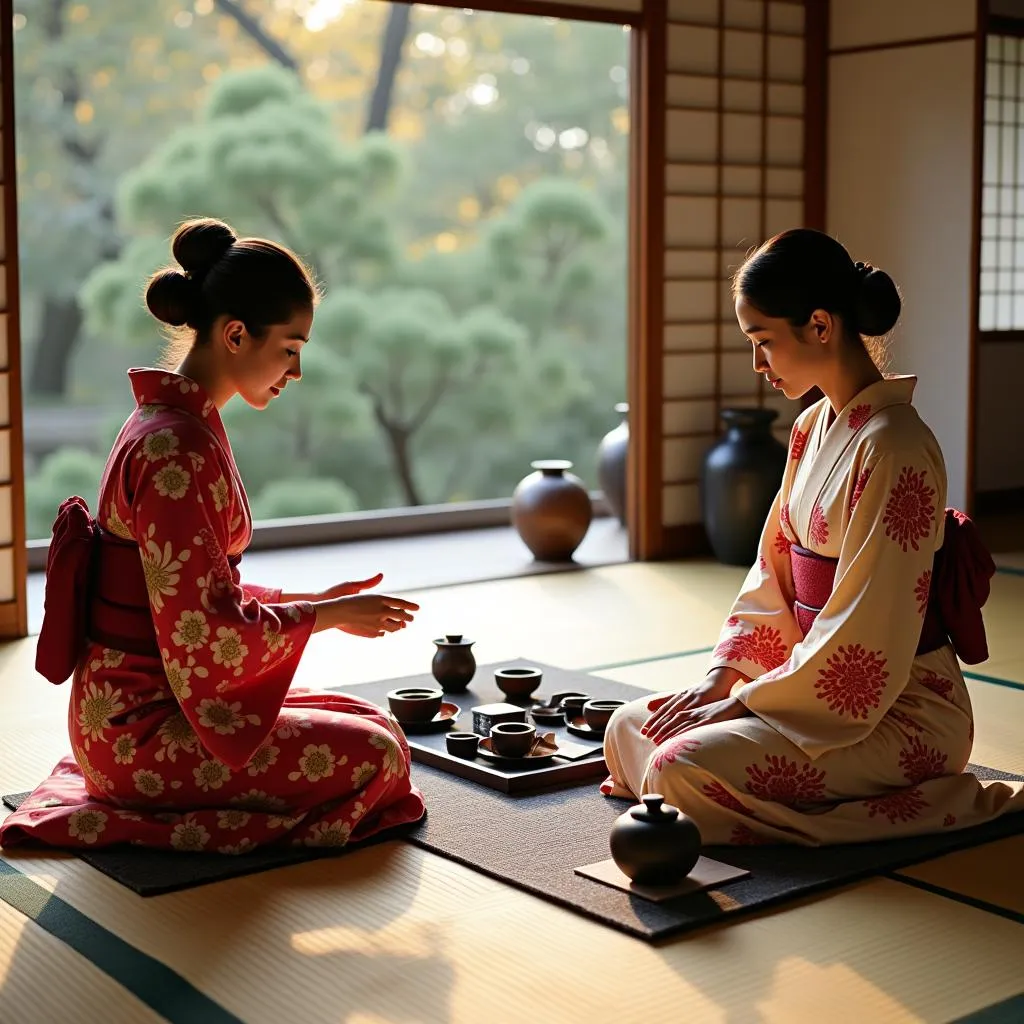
[511,460,592,562]
[597,402,629,526]
[609,794,702,886]
[431,634,476,693]
[701,407,788,566]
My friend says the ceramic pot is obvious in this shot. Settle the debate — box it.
[511,460,593,562]
[431,634,476,693]
[701,408,788,566]
[609,793,702,886]
[597,402,629,526]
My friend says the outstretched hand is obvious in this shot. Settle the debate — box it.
[318,573,386,600]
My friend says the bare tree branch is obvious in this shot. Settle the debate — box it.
[365,4,412,133]
[212,0,299,72]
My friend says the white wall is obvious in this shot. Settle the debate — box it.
[828,30,976,510]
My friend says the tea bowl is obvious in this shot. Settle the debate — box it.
[559,694,589,721]
[445,732,480,759]
[489,721,537,757]
[387,687,444,724]
[582,699,627,732]
[494,666,543,701]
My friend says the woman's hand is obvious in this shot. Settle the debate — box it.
[643,695,753,746]
[313,590,419,637]
[316,573,386,601]
[641,667,745,739]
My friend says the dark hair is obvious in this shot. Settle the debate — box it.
[732,229,901,363]
[145,218,317,363]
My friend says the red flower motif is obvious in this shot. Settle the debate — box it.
[744,625,788,670]
[863,787,928,824]
[779,502,792,534]
[730,823,771,845]
[726,616,740,627]
[713,625,786,671]
[848,467,872,515]
[773,530,792,555]
[848,404,872,431]
[943,813,956,827]
[758,553,768,572]
[883,467,936,552]
[898,737,947,784]
[702,781,753,816]
[744,755,828,806]
[651,736,702,773]
[790,428,809,461]
[914,570,932,616]
[809,505,829,546]
[814,644,890,719]
[919,670,954,701]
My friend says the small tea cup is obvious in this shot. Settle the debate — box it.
[490,721,537,757]
[387,687,444,723]
[494,666,544,701]
[446,732,480,759]
[582,699,627,732]
[559,694,589,722]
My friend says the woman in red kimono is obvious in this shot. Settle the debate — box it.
[0,218,426,854]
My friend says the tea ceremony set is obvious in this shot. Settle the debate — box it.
[380,633,749,903]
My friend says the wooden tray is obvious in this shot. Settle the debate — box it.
[341,660,650,794]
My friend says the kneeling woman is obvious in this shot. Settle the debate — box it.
[603,228,1024,845]
[1,219,426,853]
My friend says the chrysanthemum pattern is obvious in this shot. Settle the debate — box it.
[650,736,702,774]
[847,404,872,431]
[744,755,827,806]
[773,530,792,555]
[883,466,936,552]
[898,737,947,784]
[809,505,829,547]
[0,369,423,856]
[790,428,809,461]
[918,670,954,701]
[713,625,787,671]
[702,781,754,817]
[814,644,889,719]
[914,570,932,616]
[863,788,928,824]
[848,467,872,515]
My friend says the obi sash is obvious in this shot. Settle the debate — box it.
[789,508,996,665]
[35,496,161,684]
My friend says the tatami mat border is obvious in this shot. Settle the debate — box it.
[953,993,1024,1023]
[0,860,241,1024]
[885,871,1024,926]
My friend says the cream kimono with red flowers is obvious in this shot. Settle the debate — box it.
[604,376,1024,845]
[0,369,425,855]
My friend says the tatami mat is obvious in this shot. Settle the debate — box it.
[0,559,1021,1024]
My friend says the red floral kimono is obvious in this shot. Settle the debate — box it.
[0,369,425,854]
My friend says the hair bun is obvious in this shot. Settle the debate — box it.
[145,269,200,327]
[171,218,237,279]
[855,264,901,336]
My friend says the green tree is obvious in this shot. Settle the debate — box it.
[25,447,107,539]
[81,63,612,509]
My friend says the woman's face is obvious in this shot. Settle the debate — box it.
[734,296,831,401]
[230,306,312,410]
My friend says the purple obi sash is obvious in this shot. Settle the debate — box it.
[789,508,995,665]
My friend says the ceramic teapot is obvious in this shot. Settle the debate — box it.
[609,793,702,885]
[431,634,476,693]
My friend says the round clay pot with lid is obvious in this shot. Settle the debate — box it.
[431,634,477,693]
[511,460,593,562]
[609,793,702,886]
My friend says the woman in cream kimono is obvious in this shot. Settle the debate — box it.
[603,228,1024,845]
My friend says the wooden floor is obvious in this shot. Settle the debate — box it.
[1,557,1022,1023]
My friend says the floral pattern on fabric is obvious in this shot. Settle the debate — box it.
[0,369,425,855]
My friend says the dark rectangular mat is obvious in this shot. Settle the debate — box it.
[0,793,422,897]
[404,761,1024,940]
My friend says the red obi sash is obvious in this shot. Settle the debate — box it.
[789,508,995,665]
[35,496,161,684]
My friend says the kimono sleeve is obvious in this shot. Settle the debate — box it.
[132,422,316,770]
[733,441,944,758]
[240,582,282,603]
[707,489,803,683]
